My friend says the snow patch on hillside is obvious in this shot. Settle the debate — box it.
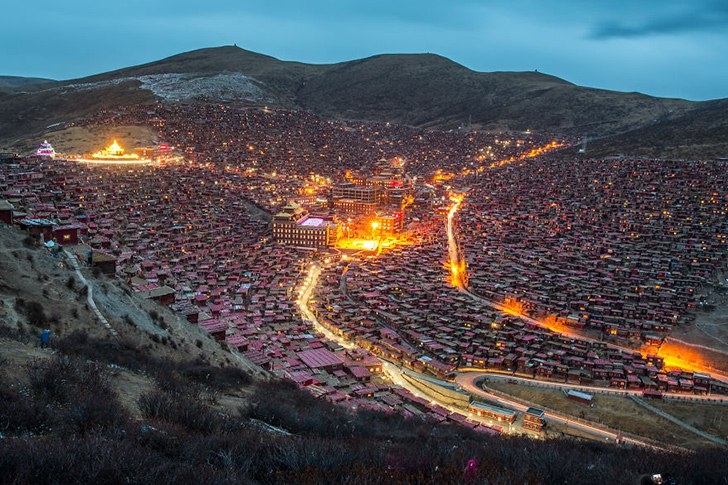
[58,72,273,103]
[135,72,272,103]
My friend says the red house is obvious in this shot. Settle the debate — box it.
[52,225,81,245]
[91,252,117,276]
[19,218,54,242]
[198,318,228,341]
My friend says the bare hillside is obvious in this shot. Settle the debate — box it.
[2,46,726,158]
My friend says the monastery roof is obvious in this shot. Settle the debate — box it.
[297,348,344,369]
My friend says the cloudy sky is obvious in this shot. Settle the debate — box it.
[3,1,727,100]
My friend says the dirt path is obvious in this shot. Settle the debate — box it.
[63,249,119,338]
[629,395,727,447]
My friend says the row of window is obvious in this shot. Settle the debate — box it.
[273,229,328,235]
[274,234,325,240]
[277,239,327,246]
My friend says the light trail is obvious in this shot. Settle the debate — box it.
[76,158,153,165]
[296,263,356,350]
[486,140,565,170]
[446,192,468,289]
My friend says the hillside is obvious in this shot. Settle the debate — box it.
[586,98,728,159]
[2,45,726,158]
[1,225,727,484]
[0,76,56,91]
[0,225,262,371]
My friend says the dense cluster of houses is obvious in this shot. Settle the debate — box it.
[2,104,726,437]
[0,107,554,432]
[0,156,475,423]
[309,220,728,395]
[458,157,728,343]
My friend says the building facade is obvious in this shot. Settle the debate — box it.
[271,201,338,248]
[332,183,379,214]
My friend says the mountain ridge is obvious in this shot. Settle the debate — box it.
[1,45,726,158]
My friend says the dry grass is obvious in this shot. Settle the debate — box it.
[487,381,723,449]
[647,398,728,440]
[45,124,157,155]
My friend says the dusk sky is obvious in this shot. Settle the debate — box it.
[3,1,727,101]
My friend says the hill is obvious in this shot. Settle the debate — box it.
[1,45,726,158]
[0,76,56,91]
[586,98,728,159]
[1,225,726,484]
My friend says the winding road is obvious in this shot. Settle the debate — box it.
[454,371,669,449]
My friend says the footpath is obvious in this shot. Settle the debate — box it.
[63,250,119,338]
[629,394,727,447]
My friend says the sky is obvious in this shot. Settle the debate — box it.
[3,1,728,101]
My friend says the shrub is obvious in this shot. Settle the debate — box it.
[0,355,126,437]
[0,434,230,484]
[27,356,111,405]
[138,391,227,434]
[0,325,25,343]
[179,361,252,389]
[14,298,49,328]
[65,387,129,435]
[0,386,55,435]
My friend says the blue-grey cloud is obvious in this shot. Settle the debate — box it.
[591,2,728,39]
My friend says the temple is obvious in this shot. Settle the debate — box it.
[92,140,139,160]
[271,201,338,248]
[35,140,56,159]
[79,140,152,164]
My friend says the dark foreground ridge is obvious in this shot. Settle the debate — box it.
[1,335,725,484]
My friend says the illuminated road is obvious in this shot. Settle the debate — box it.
[298,263,516,432]
[380,361,519,433]
[296,263,356,350]
[438,193,728,448]
[295,259,685,448]
[455,372,682,451]
[296,140,725,449]
[447,193,468,289]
